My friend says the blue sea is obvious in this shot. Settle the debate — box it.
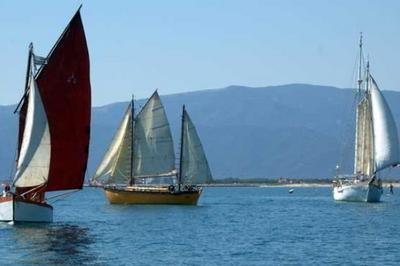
[0,187,399,265]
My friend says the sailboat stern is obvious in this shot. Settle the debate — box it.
[0,196,53,223]
[104,186,201,205]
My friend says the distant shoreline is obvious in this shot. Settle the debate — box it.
[85,181,400,188]
[204,182,400,188]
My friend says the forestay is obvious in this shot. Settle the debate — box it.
[133,91,176,177]
[180,109,212,185]
[369,75,400,172]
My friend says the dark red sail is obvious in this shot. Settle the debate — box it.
[35,10,91,191]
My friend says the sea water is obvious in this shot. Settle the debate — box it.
[0,187,399,265]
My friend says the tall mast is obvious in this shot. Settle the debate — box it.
[357,32,363,93]
[14,43,34,114]
[129,94,135,186]
[178,105,186,191]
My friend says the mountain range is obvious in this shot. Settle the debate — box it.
[2,84,400,180]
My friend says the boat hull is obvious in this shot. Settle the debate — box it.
[0,196,53,223]
[333,182,382,202]
[104,186,201,205]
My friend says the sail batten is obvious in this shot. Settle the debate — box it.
[180,109,212,185]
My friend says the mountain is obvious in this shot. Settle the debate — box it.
[2,84,400,180]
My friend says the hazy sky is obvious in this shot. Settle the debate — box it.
[1,0,399,106]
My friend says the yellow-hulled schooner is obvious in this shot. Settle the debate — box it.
[91,91,212,204]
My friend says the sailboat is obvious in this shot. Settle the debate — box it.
[0,8,91,222]
[333,35,400,202]
[91,92,212,204]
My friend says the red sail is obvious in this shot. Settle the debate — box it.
[35,10,91,191]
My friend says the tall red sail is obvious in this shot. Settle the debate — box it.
[35,10,91,191]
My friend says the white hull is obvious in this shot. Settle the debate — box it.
[0,197,53,223]
[333,182,382,202]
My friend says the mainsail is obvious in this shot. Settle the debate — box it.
[179,106,213,185]
[16,9,91,191]
[354,96,373,176]
[369,75,400,172]
[92,105,133,184]
[133,91,176,177]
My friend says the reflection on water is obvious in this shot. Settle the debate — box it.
[0,187,399,265]
[10,223,97,265]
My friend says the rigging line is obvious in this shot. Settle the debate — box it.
[46,189,80,203]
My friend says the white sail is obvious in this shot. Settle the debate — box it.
[14,76,51,188]
[354,96,373,176]
[180,108,212,184]
[369,75,400,172]
[133,91,175,177]
[92,105,132,184]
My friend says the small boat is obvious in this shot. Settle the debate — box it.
[333,34,400,202]
[0,7,91,222]
[91,92,212,205]
[288,189,294,194]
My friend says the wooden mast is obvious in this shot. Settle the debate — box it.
[14,43,34,114]
[129,94,135,186]
[178,105,186,192]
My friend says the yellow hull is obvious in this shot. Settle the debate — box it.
[104,186,201,205]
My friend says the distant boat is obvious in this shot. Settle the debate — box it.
[333,34,400,202]
[288,189,294,194]
[91,92,213,204]
[0,8,91,222]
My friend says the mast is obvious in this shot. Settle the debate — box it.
[14,43,34,114]
[178,105,186,191]
[129,94,135,186]
[357,32,363,93]
[354,33,364,175]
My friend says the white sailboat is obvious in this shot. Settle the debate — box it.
[333,35,400,202]
[91,93,212,204]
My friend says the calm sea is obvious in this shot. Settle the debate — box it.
[0,187,399,265]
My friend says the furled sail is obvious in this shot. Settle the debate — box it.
[133,91,176,177]
[354,96,373,176]
[14,75,51,188]
[369,75,400,172]
[180,107,213,184]
[27,10,91,191]
[92,105,132,184]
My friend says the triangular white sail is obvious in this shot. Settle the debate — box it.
[354,96,373,176]
[180,108,212,184]
[369,75,400,172]
[133,91,176,177]
[92,104,132,184]
[14,75,51,188]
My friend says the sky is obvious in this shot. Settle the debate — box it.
[0,0,399,106]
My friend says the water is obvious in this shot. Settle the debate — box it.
[0,187,399,265]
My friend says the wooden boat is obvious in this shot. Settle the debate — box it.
[333,34,399,202]
[0,7,91,222]
[91,93,212,205]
